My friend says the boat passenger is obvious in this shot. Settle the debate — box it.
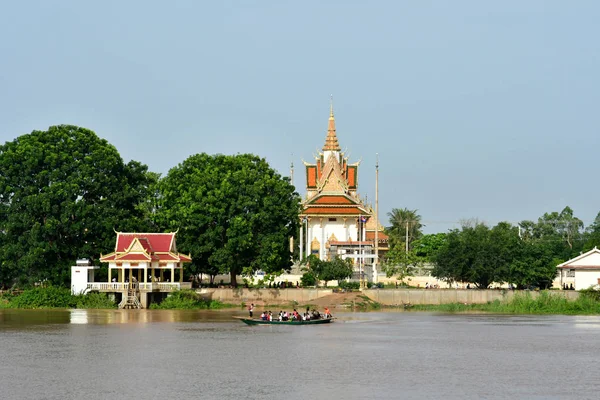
[268,311,273,321]
[283,311,288,321]
[261,312,267,321]
[302,313,306,321]
[324,307,331,318]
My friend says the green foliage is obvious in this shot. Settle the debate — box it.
[382,247,422,280]
[339,281,360,290]
[149,289,230,309]
[155,153,300,287]
[304,255,354,286]
[0,286,116,309]
[386,208,423,251]
[412,233,447,261]
[300,271,317,287]
[0,125,154,287]
[74,292,117,309]
[432,221,558,289]
[411,291,600,314]
[10,286,76,308]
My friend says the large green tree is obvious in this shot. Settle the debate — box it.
[156,153,300,287]
[0,125,153,287]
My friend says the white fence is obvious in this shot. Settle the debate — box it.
[86,282,192,292]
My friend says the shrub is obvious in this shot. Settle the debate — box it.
[301,271,317,287]
[75,292,117,309]
[150,290,231,309]
[10,286,77,309]
[339,281,360,290]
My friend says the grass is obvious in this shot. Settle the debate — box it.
[409,291,600,315]
[149,290,232,310]
[345,295,382,310]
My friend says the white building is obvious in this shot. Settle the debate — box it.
[556,247,600,290]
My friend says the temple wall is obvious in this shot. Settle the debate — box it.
[196,288,333,304]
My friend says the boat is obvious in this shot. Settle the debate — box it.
[234,316,334,326]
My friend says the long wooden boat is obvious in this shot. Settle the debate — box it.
[234,316,334,326]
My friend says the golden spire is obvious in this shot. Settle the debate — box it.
[323,95,341,152]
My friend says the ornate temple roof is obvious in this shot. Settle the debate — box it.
[100,232,192,263]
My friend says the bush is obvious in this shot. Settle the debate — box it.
[150,290,231,309]
[75,292,117,309]
[11,286,76,308]
[301,271,317,287]
[339,281,360,290]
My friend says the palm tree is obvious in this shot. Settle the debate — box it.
[386,208,423,251]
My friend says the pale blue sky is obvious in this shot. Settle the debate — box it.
[1,1,599,233]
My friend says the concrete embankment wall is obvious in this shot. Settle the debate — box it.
[196,288,333,305]
[362,289,580,305]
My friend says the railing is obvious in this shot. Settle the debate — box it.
[86,282,192,292]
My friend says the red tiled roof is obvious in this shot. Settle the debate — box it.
[116,233,174,253]
[101,232,191,264]
[311,195,354,205]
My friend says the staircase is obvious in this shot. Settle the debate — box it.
[118,282,142,309]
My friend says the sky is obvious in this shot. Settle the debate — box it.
[1,1,599,233]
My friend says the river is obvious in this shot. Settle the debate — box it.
[0,309,599,400]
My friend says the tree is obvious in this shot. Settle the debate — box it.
[386,208,423,252]
[432,223,513,289]
[412,233,447,262]
[0,125,153,287]
[155,153,300,287]
[304,255,353,287]
[381,247,423,282]
[584,212,600,250]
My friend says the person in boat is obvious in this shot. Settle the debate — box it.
[261,311,267,321]
[324,307,332,319]
[268,311,273,321]
[248,303,254,318]
[311,309,321,320]
[282,311,288,321]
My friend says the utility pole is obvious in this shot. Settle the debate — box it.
[405,221,409,253]
[374,153,379,283]
[358,214,362,288]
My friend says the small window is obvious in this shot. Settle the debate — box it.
[567,269,575,278]
[328,218,337,222]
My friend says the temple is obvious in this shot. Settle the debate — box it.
[299,102,388,282]
[85,232,192,308]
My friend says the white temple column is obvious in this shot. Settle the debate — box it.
[144,265,147,284]
[299,224,304,261]
[108,267,112,283]
[307,221,312,257]
[320,218,325,260]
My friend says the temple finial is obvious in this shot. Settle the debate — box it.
[330,94,334,118]
[323,96,341,152]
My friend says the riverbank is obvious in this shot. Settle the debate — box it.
[3,287,599,315]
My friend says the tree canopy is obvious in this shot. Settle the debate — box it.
[0,125,153,287]
[155,153,300,286]
[304,255,354,287]
[386,208,424,251]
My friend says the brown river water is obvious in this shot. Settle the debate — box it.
[1,309,599,400]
